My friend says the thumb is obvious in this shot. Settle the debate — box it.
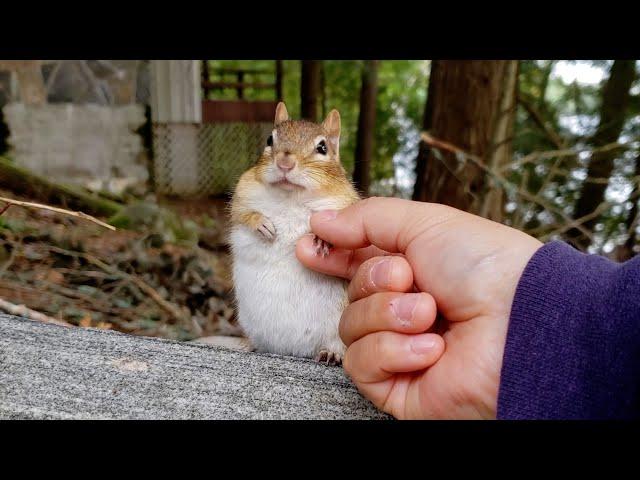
[310,197,461,254]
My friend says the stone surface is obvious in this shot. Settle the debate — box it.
[0,314,390,420]
[3,102,147,192]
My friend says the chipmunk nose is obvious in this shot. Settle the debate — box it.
[276,154,296,173]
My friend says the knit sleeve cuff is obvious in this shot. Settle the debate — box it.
[497,241,640,419]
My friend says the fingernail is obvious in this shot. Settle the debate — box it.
[314,210,338,223]
[370,258,392,288]
[410,334,438,355]
[390,294,419,326]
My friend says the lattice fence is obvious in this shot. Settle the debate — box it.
[153,122,272,196]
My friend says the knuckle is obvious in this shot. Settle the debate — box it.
[360,196,382,211]
[342,348,354,375]
[338,310,350,344]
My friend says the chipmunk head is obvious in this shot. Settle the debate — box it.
[255,102,348,192]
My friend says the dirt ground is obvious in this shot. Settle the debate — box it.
[0,190,241,341]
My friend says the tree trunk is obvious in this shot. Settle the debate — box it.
[412,60,518,221]
[412,60,440,203]
[538,60,555,111]
[615,151,640,261]
[566,60,637,251]
[320,62,327,119]
[300,61,321,122]
[352,60,379,196]
[275,60,283,102]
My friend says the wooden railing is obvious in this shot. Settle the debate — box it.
[202,62,283,101]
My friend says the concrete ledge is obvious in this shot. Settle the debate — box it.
[0,314,390,420]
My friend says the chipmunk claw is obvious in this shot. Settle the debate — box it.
[257,218,276,242]
[312,235,332,258]
[315,349,342,366]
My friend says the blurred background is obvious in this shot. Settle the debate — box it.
[0,60,638,340]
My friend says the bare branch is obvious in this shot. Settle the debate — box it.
[528,183,640,241]
[517,92,567,150]
[0,203,11,216]
[420,132,594,242]
[502,141,633,174]
[0,196,115,231]
[45,245,189,325]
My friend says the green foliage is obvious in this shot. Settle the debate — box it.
[205,59,639,255]
[317,60,427,183]
[108,202,199,246]
[373,61,428,181]
[0,216,28,234]
[511,60,640,253]
[205,60,428,185]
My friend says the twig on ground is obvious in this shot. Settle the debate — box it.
[46,245,189,324]
[0,297,72,327]
[0,203,11,216]
[0,196,115,230]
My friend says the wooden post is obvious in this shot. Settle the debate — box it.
[150,60,202,123]
[150,61,202,196]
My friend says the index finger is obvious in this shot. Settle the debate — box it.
[310,197,459,253]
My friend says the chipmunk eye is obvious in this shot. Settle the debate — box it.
[316,140,327,155]
[266,135,273,147]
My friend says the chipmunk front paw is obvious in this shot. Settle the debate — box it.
[312,235,332,258]
[315,349,342,366]
[256,217,276,242]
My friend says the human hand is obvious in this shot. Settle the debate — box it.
[296,197,542,419]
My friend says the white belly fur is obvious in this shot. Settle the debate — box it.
[230,189,348,358]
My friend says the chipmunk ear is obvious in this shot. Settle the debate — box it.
[322,109,341,153]
[274,102,289,126]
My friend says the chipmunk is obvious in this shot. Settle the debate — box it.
[229,102,360,365]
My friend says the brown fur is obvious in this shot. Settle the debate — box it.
[231,105,360,229]
[229,169,263,230]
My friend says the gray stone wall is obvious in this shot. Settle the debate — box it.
[0,60,151,193]
[3,102,147,191]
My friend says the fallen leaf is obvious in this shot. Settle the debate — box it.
[46,270,65,284]
[79,314,92,327]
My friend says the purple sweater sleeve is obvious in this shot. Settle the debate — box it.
[497,241,640,419]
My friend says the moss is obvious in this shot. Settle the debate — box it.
[107,201,200,247]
